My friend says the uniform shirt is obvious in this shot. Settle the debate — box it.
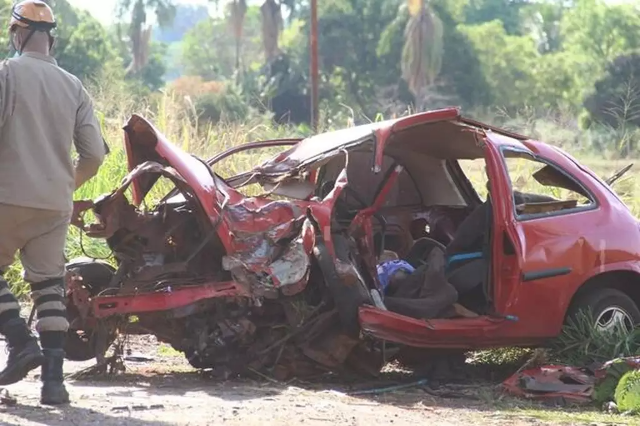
[0,52,105,213]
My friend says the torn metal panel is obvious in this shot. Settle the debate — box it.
[253,108,465,178]
[222,239,311,294]
[255,127,381,176]
[222,216,316,297]
[83,161,189,240]
[502,366,595,404]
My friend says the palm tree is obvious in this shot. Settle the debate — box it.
[401,0,444,99]
[212,0,294,69]
[116,0,176,75]
[260,0,283,63]
[228,0,248,71]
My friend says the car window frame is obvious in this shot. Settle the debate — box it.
[498,146,600,222]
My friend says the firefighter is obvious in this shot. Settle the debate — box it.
[0,0,106,405]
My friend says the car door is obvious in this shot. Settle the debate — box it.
[491,144,603,338]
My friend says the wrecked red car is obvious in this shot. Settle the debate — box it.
[66,108,640,378]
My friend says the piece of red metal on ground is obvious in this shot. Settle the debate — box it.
[501,365,595,404]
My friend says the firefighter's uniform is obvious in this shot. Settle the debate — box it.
[0,0,105,405]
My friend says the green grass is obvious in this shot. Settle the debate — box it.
[498,406,640,425]
[472,386,640,424]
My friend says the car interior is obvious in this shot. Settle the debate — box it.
[305,121,494,318]
[305,121,597,320]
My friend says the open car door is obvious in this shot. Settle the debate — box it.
[357,130,528,349]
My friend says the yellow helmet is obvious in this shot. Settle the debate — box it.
[9,0,56,32]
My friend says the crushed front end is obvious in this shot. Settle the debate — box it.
[66,114,381,380]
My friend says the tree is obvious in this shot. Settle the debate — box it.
[53,9,122,83]
[459,20,539,109]
[401,0,444,99]
[584,52,640,134]
[378,0,491,109]
[229,0,248,71]
[116,0,176,75]
[463,0,529,35]
[561,0,640,65]
[304,0,401,115]
[182,8,262,80]
[153,4,209,43]
[210,0,294,65]
[519,0,566,53]
[560,0,640,100]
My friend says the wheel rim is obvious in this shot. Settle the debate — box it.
[595,306,634,333]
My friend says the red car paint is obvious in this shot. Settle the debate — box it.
[69,109,640,369]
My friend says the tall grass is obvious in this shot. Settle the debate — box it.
[5,75,640,296]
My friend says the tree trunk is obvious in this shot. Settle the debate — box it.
[260,0,283,63]
[229,0,248,72]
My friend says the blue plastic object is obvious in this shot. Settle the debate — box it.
[446,252,483,271]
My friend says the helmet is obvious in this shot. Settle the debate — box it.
[9,0,56,32]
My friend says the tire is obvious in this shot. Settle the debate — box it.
[568,288,640,333]
[64,258,118,361]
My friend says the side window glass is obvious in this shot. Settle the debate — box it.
[502,150,595,217]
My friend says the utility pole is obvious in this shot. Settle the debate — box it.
[310,0,319,132]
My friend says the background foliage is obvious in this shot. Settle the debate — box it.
[4,0,638,156]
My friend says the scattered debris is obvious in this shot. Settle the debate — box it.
[603,401,619,414]
[67,338,127,379]
[112,404,165,412]
[349,379,429,396]
[502,365,595,405]
[124,352,155,363]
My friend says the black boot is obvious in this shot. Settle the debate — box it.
[40,348,69,405]
[0,318,44,386]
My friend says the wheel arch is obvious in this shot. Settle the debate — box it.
[566,270,640,320]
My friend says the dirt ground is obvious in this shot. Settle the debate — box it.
[0,335,635,426]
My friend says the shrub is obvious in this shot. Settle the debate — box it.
[193,89,250,123]
[169,75,227,98]
[168,76,252,124]
[615,369,640,413]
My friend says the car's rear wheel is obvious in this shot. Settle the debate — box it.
[569,288,640,333]
[64,258,119,361]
